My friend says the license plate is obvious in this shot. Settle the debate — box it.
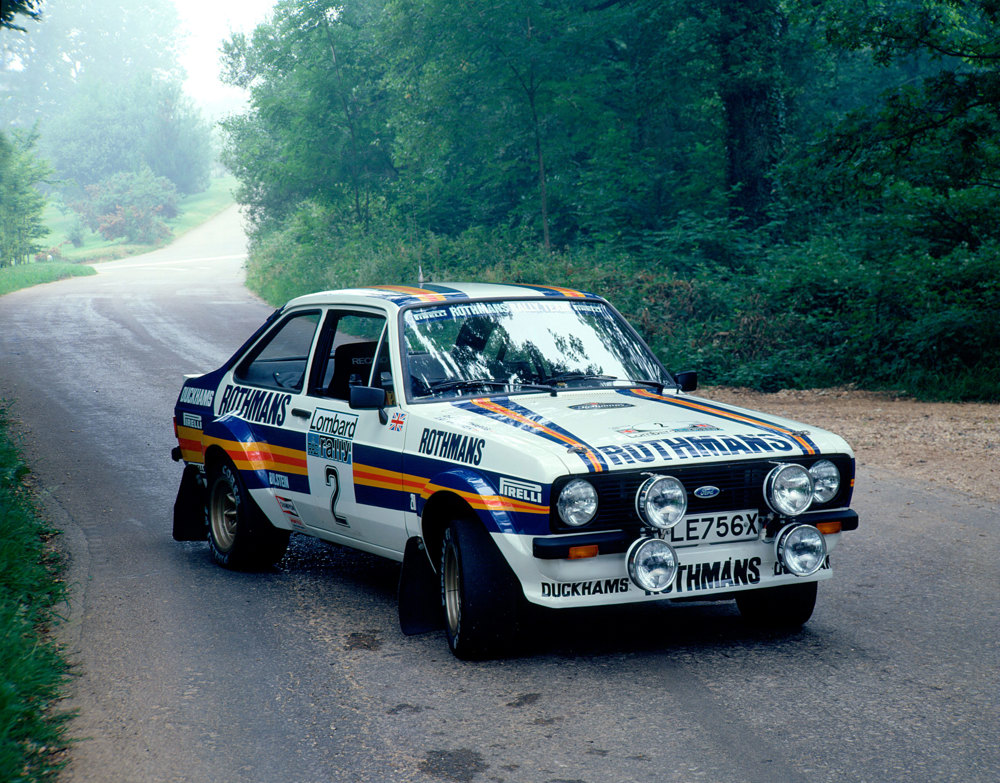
[665,509,760,547]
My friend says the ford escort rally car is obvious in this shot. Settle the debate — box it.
[172,282,858,659]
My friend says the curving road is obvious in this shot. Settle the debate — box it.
[1,206,997,783]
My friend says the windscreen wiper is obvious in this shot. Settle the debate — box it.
[429,378,557,396]
[540,372,617,385]
[428,378,509,393]
[628,378,666,393]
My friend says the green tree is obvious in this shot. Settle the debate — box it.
[383,0,599,249]
[1,0,182,129]
[0,129,49,266]
[221,0,394,230]
[807,0,1000,254]
[715,0,787,227]
[41,73,211,194]
[0,0,42,32]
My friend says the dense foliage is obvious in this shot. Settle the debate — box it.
[226,0,999,401]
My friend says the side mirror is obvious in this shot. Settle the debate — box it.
[674,371,698,393]
[349,385,388,424]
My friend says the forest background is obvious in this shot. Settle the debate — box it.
[4,0,1000,401]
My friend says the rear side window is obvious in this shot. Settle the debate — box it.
[235,311,321,392]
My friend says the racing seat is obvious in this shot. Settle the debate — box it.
[327,341,378,399]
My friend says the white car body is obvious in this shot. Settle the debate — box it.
[172,283,858,656]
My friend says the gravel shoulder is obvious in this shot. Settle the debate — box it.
[705,386,1000,506]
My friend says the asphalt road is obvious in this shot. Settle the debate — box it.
[1,206,997,783]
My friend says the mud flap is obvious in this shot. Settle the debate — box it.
[172,464,208,541]
[398,536,444,635]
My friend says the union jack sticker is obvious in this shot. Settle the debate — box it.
[389,412,406,432]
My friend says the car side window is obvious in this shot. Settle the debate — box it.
[309,312,387,400]
[234,310,321,392]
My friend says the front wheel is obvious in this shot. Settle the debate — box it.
[735,581,818,629]
[207,460,289,570]
[440,519,521,660]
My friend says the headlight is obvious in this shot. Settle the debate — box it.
[635,475,687,530]
[775,523,828,577]
[557,479,598,527]
[626,538,679,593]
[764,463,814,516]
[809,459,840,504]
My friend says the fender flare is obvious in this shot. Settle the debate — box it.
[417,467,518,573]
[420,466,517,535]
[201,414,276,492]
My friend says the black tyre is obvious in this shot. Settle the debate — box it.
[440,518,522,660]
[735,581,818,629]
[207,460,290,570]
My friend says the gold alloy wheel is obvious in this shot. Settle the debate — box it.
[442,535,462,636]
[210,482,238,553]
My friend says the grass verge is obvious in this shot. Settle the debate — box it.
[0,263,96,298]
[0,410,72,781]
[166,174,240,236]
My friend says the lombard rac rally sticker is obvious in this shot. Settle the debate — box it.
[671,422,722,433]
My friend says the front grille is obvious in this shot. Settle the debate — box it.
[550,454,854,533]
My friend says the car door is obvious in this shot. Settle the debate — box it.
[213,308,323,536]
[296,308,406,556]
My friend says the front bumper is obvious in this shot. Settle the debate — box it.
[498,509,857,609]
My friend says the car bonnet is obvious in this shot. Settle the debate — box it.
[432,387,853,477]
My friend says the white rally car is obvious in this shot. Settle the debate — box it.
[172,282,858,658]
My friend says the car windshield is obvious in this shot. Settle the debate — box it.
[401,298,670,400]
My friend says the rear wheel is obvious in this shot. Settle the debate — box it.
[440,518,521,660]
[207,460,289,569]
[735,581,817,629]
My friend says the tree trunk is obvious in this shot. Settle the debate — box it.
[717,0,786,227]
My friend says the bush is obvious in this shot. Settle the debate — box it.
[72,168,178,245]
[66,218,86,248]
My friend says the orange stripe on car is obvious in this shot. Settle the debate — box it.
[370,285,448,302]
[630,388,818,455]
[470,398,606,472]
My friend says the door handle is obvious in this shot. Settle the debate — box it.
[291,408,312,419]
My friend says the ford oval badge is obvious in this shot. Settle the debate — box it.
[694,486,720,499]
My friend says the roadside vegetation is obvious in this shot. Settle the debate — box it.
[0,262,95,298]
[222,0,999,402]
[0,411,71,782]
[0,173,234,296]
[40,175,238,264]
